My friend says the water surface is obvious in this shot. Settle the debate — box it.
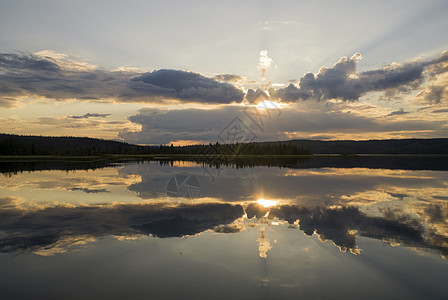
[1,157,447,299]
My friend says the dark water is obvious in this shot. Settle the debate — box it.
[0,157,447,299]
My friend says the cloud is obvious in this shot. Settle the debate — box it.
[0,97,17,108]
[385,108,409,117]
[129,69,244,104]
[0,52,60,72]
[0,52,244,105]
[67,187,110,194]
[212,74,245,83]
[0,52,132,102]
[119,103,447,144]
[3,50,447,107]
[69,113,111,119]
[432,109,448,113]
[244,89,270,104]
[258,50,274,81]
[272,51,448,103]
[119,106,244,144]
[415,52,448,104]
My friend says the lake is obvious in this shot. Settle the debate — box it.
[1,157,447,299]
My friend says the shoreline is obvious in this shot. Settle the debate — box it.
[1,153,448,162]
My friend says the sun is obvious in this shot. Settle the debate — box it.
[257,199,277,207]
[256,100,281,110]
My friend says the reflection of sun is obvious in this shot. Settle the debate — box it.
[257,199,277,207]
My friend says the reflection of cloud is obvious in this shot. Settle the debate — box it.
[257,226,272,258]
[246,203,270,219]
[2,162,448,258]
[0,202,244,254]
[213,224,243,234]
[0,196,25,210]
[425,205,446,223]
[119,162,448,210]
[270,205,448,257]
[132,203,243,238]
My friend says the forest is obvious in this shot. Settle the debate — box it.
[2,133,448,156]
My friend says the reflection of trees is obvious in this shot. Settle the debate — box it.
[159,156,311,169]
[159,156,448,171]
[3,155,448,177]
[0,161,113,176]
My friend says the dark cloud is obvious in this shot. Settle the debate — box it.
[0,53,131,101]
[0,97,17,108]
[432,109,448,113]
[67,187,110,193]
[272,51,448,103]
[385,108,409,117]
[244,88,269,104]
[69,113,111,119]
[129,69,244,104]
[388,192,409,200]
[416,51,448,104]
[0,53,244,105]
[0,52,60,72]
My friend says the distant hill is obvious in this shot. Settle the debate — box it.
[183,138,448,154]
[1,133,448,155]
[0,134,153,155]
[284,139,448,154]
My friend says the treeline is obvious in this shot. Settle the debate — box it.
[187,142,311,155]
[286,138,448,154]
[4,133,447,156]
[0,134,152,155]
[0,134,312,156]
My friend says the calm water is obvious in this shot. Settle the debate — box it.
[1,158,447,299]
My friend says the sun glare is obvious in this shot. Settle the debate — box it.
[257,199,277,207]
[256,100,281,110]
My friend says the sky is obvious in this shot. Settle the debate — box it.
[1,0,448,145]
